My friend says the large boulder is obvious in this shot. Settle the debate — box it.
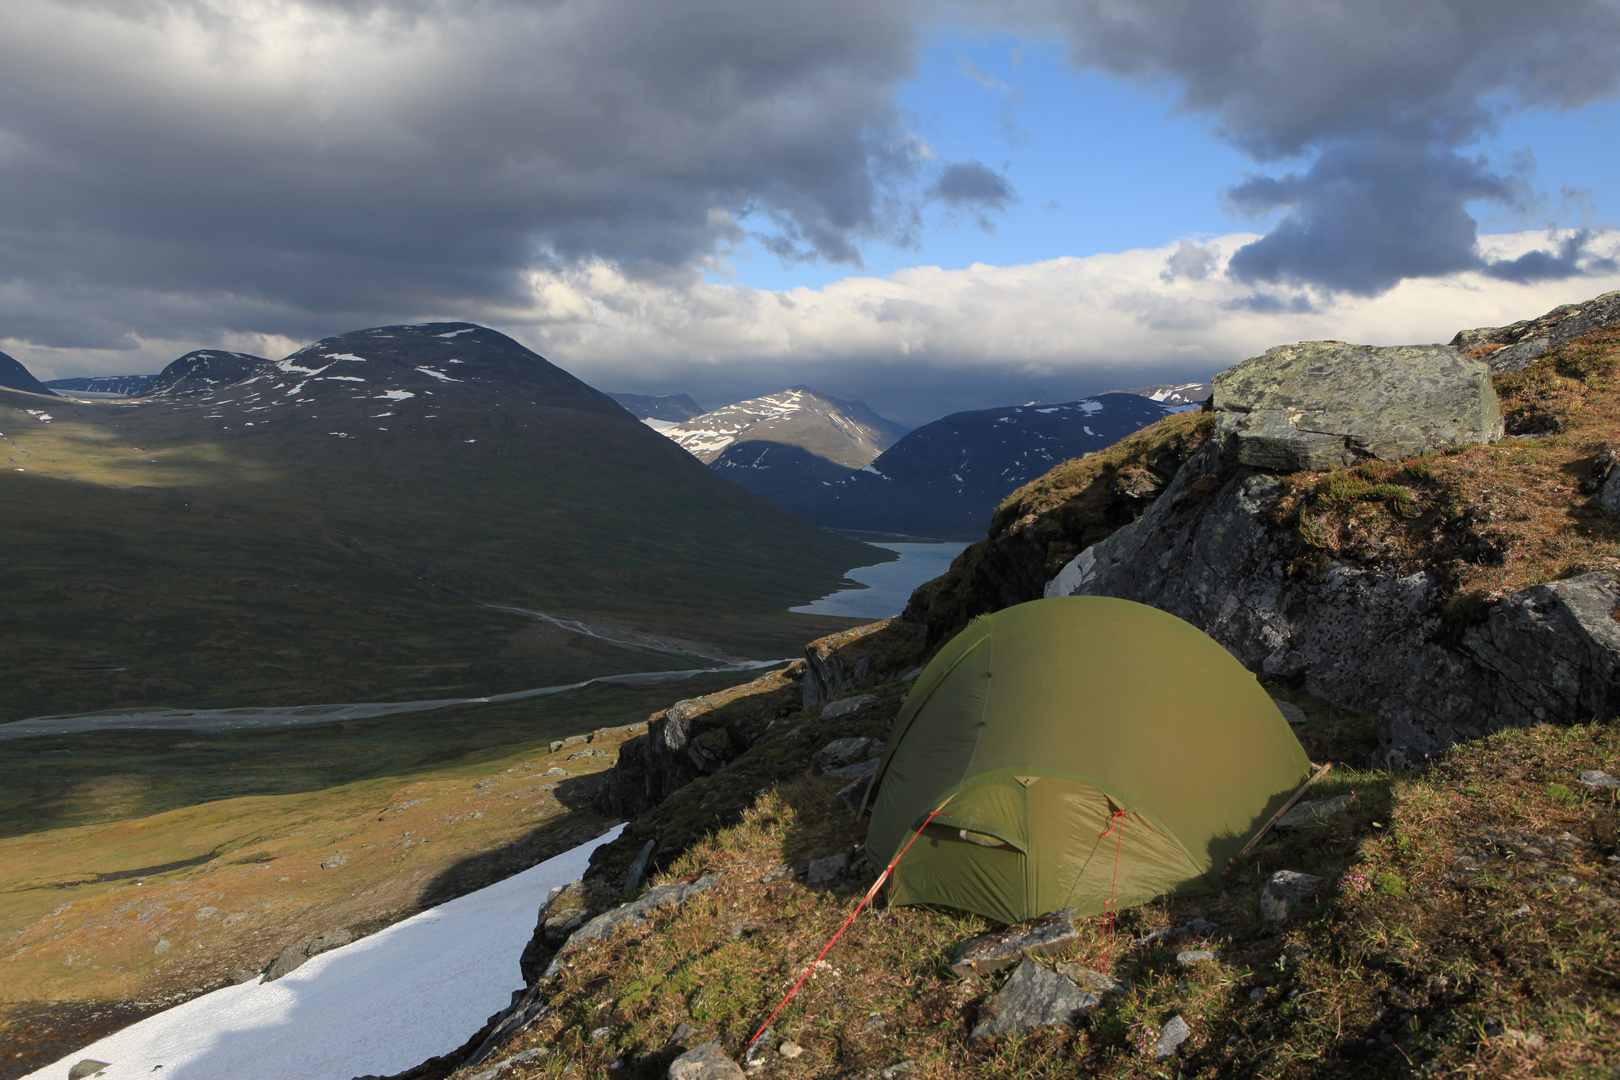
[969,959,1098,1041]
[1451,289,1620,373]
[1212,341,1501,472]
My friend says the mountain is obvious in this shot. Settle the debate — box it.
[658,386,908,468]
[1108,380,1212,406]
[0,350,57,396]
[0,323,877,720]
[776,393,1185,539]
[607,392,705,422]
[140,349,272,396]
[44,374,157,395]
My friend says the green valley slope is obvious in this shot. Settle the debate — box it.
[0,324,875,721]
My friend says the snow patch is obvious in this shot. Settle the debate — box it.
[24,828,624,1080]
[319,376,366,383]
[276,359,331,376]
[415,367,463,383]
[321,353,368,363]
[375,390,416,401]
[436,329,475,338]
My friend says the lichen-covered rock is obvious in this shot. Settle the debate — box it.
[803,617,927,705]
[1155,1015,1192,1058]
[1452,289,1620,372]
[969,959,1098,1040]
[1212,341,1501,472]
[817,736,877,772]
[950,909,1079,977]
[1261,870,1322,922]
[543,873,720,979]
[668,1041,745,1080]
[1044,429,1620,765]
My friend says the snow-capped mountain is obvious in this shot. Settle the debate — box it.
[142,351,271,397]
[1107,381,1212,407]
[44,374,158,396]
[658,386,908,469]
[775,393,1185,539]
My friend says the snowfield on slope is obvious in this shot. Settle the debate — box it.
[25,826,625,1080]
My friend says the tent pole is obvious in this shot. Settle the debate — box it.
[1228,762,1333,868]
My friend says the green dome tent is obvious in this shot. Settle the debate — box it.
[863,596,1312,925]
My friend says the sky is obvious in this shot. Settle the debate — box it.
[3,0,1620,426]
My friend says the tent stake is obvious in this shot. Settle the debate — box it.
[1228,762,1332,868]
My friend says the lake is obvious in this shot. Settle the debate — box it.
[791,541,966,620]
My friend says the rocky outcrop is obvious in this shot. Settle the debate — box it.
[1212,341,1502,471]
[803,617,925,706]
[1044,429,1620,764]
[969,959,1098,1041]
[1451,289,1620,372]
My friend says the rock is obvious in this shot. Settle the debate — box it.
[623,839,657,893]
[760,864,795,883]
[668,1041,745,1080]
[262,946,306,982]
[778,1041,803,1059]
[806,852,850,885]
[1155,1015,1191,1059]
[1211,341,1501,472]
[1509,903,1532,917]
[544,873,721,978]
[741,1028,777,1066]
[1451,289,1620,373]
[1600,469,1620,518]
[545,767,569,777]
[667,1023,698,1047]
[950,909,1079,977]
[568,748,608,760]
[467,1047,547,1080]
[1579,769,1620,791]
[1274,794,1355,831]
[820,694,877,720]
[804,618,915,706]
[68,1062,110,1080]
[969,959,1098,1040]
[1053,962,1129,997]
[1176,950,1217,965]
[837,770,877,812]
[319,853,349,869]
[1260,871,1322,922]
[818,736,877,772]
[551,735,588,752]
[591,1026,612,1041]
[306,928,353,956]
[1272,698,1308,725]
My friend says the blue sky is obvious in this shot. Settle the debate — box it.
[716,29,1620,293]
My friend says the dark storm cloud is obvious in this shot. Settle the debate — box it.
[1030,0,1620,293]
[930,160,1015,211]
[1483,228,1620,283]
[0,0,929,347]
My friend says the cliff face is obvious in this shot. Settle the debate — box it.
[910,297,1620,766]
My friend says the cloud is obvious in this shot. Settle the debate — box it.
[927,159,1017,229]
[1482,227,1620,282]
[0,0,931,347]
[1027,0,1620,293]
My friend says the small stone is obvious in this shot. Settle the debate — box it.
[742,1028,777,1065]
[263,946,306,982]
[1053,962,1129,997]
[669,1041,746,1079]
[1274,794,1355,832]
[1155,1015,1192,1059]
[1176,950,1217,965]
[591,1026,612,1041]
[1553,875,1579,889]
[951,909,1080,977]
[667,1023,698,1046]
[569,747,608,760]
[68,1061,110,1080]
[806,852,850,884]
[1272,698,1308,725]
[1509,903,1532,917]
[320,853,349,869]
[1260,870,1322,922]
[778,1041,803,1059]
[864,1013,885,1031]
[760,864,795,884]
[1501,1026,1546,1049]
[817,737,877,772]
[820,694,876,720]
[730,921,762,940]
[969,959,1099,1040]
[1249,988,1265,1004]
[1578,770,1620,791]
[837,772,876,811]
[546,767,569,777]
[878,1063,919,1078]
[473,780,497,789]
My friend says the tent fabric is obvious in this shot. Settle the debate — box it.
[864,596,1313,925]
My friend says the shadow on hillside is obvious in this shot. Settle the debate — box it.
[414,772,614,910]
